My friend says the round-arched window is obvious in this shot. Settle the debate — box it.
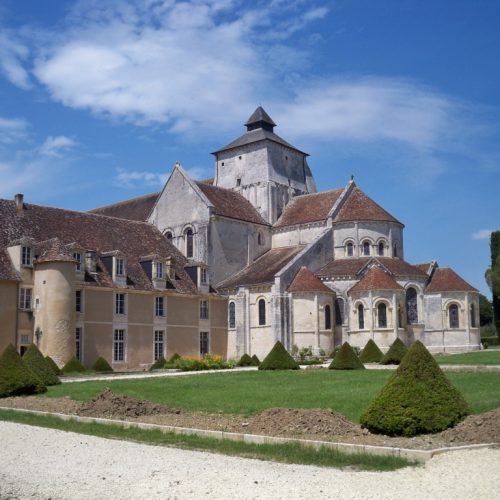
[377,303,387,328]
[449,304,459,328]
[378,241,385,256]
[363,241,370,256]
[346,242,354,257]
[258,298,266,326]
[335,298,345,326]
[358,304,365,329]
[324,304,331,330]
[229,301,236,329]
[184,228,194,258]
[406,287,418,324]
[165,231,173,242]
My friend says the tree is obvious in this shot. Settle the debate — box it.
[479,294,494,326]
[489,232,500,336]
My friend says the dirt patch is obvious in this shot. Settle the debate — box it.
[247,408,364,438]
[78,388,180,419]
[1,390,499,451]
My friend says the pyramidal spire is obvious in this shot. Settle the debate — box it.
[244,106,276,132]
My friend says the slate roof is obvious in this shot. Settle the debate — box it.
[287,266,333,294]
[217,246,304,289]
[274,189,344,228]
[318,257,428,279]
[349,266,404,293]
[90,192,159,222]
[0,199,198,293]
[425,268,477,293]
[334,187,402,225]
[245,106,276,127]
[196,182,268,225]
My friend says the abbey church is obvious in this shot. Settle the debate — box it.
[0,107,480,368]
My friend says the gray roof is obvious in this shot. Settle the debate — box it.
[245,106,276,127]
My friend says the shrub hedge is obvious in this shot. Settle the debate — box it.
[0,344,46,397]
[150,356,167,370]
[380,338,408,365]
[92,357,114,372]
[360,340,470,436]
[22,344,61,386]
[359,339,384,363]
[62,357,87,374]
[169,353,181,363]
[259,341,299,370]
[237,353,255,367]
[45,356,62,375]
[173,355,233,371]
[251,355,261,366]
[329,342,365,370]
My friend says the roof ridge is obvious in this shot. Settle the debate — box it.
[89,192,159,212]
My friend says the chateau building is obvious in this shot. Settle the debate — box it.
[0,107,480,368]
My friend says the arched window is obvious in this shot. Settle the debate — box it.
[258,298,266,326]
[335,298,344,326]
[449,304,459,328]
[377,303,387,328]
[229,301,236,329]
[346,242,354,257]
[378,241,385,256]
[257,232,264,246]
[406,287,418,324]
[363,241,370,256]
[393,243,398,257]
[470,303,476,328]
[358,304,365,329]
[184,228,194,258]
[164,230,173,242]
[324,304,331,330]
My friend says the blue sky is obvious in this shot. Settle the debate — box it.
[0,0,499,295]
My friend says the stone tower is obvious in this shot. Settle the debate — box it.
[212,107,317,224]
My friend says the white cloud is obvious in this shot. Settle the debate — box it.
[0,116,29,144]
[472,229,493,241]
[0,32,31,89]
[39,135,77,157]
[114,168,169,188]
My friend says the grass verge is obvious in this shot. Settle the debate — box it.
[0,409,416,471]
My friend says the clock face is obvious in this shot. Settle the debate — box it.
[56,319,71,335]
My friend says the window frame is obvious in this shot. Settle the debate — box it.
[362,240,371,256]
[335,297,345,326]
[345,241,354,257]
[154,329,165,361]
[258,298,266,326]
[470,302,476,328]
[155,296,165,317]
[200,299,209,320]
[200,267,208,284]
[406,287,418,325]
[154,261,164,280]
[200,331,210,356]
[324,304,332,330]
[115,257,125,277]
[449,303,460,329]
[184,227,194,258]
[113,328,126,362]
[21,246,32,267]
[19,287,32,310]
[114,293,126,315]
[358,303,365,330]
[73,252,83,272]
[75,326,83,362]
[377,302,388,328]
[228,301,236,329]
[75,290,83,313]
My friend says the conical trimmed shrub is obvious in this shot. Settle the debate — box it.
[45,356,62,375]
[22,344,61,386]
[92,357,113,372]
[359,339,384,363]
[251,354,261,366]
[237,353,254,367]
[0,344,46,397]
[169,353,181,363]
[360,341,470,436]
[150,356,166,370]
[259,341,299,370]
[380,337,408,365]
[329,342,365,370]
[62,356,86,374]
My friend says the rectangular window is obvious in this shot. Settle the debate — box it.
[200,268,208,284]
[200,300,209,320]
[75,290,82,313]
[115,258,125,276]
[113,329,126,362]
[21,246,32,266]
[73,252,83,272]
[20,334,29,344]
[115,293,126,315]
[155,296,165,317]
[200,331,209,356]
[154,261,164,279]
[154,330,164,361]
[19,288,32,310]
[75,327,83,361]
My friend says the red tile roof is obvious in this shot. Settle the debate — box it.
[334,187,402,225]
[274,189,344,228]
[35,238,76,264]
[425,268,477,293]
[90,192,160,222]
[318,257,428,279]
[413,262,434,275]
[217,246,304,289]
[287,267,333,293]
[349,266,404,293]
[0,199,198,294]
[196,182,267,225]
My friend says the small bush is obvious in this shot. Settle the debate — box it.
[359,339,384,363]
[150,356,167,371]
[237,353,255,367]
[330,345,360,358]
[360,340,470,436]
[173,355,234,371]
[329,342,365,370]
[22,344,61,386]
[62,356,87,374]
[380,338,408,365]
[0,344,46,397]
[169,353,181,363]
[251,354,261,366]
[481,336,500,349]
[92,357,114,372]
[259,342,299,370]
[45,356,62,375]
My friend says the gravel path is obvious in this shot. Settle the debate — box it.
[1,422,499,499]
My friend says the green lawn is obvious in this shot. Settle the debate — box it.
[44,370,500,422]
[435,350,500,365]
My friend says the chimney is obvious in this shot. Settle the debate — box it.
[14,193,24,210]
[85,250,97,273]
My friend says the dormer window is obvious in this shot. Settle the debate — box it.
[154,261,164,280]
[115,257,125,277]
[21,246,32,267]
[73,252,83,272]
[200,267,208,284]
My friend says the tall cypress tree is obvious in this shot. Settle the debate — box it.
[491,231,500,337]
